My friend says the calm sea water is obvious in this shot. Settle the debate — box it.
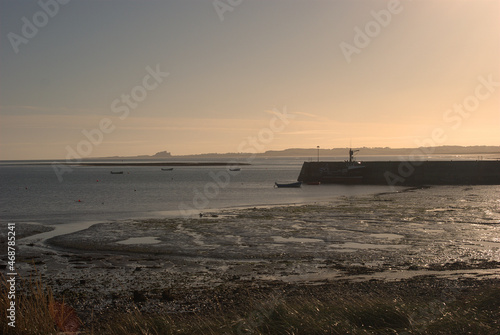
[0,157,402,225]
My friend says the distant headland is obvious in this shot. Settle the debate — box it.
[101,145,499,160]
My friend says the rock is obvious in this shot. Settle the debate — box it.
[161,289,175,302]
[133,290,146,303]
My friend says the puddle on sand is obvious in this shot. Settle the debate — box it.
[348,268,500,282]
[116,236,161,245]
[330,242,407,252]
[369,233,404,240]
[272,236,323,243]
[426,208,455,212]
[21,221,101,243]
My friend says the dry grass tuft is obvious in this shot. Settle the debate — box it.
[0,273,81,335]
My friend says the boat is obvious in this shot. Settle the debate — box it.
[345,149,366,173]
[229,167,241,172]
[110,171,124,174]
[306,181,321,185]
[274,181,302,188]
[161,168,174,171]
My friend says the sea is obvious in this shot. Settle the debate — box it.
[0,155,494,226]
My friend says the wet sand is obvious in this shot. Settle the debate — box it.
[6,185,500,325]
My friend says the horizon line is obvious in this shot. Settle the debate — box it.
[1,144,499,162]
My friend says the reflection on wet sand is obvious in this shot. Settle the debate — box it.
[8,185,500,321]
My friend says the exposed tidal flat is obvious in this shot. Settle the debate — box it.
[4,185,500,333]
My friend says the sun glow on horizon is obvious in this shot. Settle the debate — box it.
[0,0,498,160]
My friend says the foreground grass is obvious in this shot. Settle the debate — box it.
[1,275,499,334]
[100,288,500,335]
[1,273,81,334]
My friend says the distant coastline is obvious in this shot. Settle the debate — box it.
[98,145,500,160]
[73,162,250,167]
[0,145,498,162]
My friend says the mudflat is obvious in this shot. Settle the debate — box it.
[7,186,500,331]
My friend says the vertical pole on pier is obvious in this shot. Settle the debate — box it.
[317,146,320,162]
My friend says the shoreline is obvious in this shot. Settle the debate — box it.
[6,185,407,234]
[3,185,499,332]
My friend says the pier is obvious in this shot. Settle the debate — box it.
[298,160,500,185]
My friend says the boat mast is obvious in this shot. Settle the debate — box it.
[349,148,359,163]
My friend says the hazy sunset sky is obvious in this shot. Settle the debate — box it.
[1,0,499,160]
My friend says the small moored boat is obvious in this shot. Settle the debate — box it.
[110,171,124,174]
[228,167,241,172]
[274,181,302,188]
[161,168,174,171]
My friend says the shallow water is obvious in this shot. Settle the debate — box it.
[0,158,400,224]
[116,236,161,245]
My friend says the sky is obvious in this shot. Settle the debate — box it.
[0,0,499,160]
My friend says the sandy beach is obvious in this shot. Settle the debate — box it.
[3,185,499,332]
